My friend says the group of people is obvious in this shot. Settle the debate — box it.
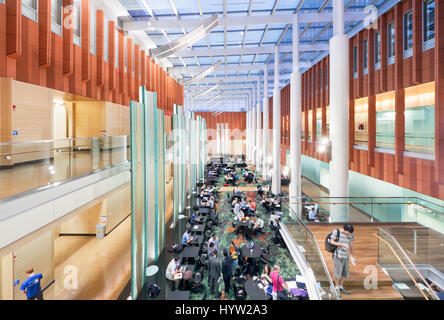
[241,168,257,183]
[224,167,238,186]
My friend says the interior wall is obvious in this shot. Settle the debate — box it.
[73,101,105,138]
[105,102,130,136]
[12,231,54,300]
[58,183,130,235]
[1,253,13,300]
[58,202,104,235]
[105,183,130,233]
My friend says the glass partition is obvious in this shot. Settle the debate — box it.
[282,199,339,300]
[130,87,167,299]
[404,82,435,154]
[377,228,439,300]
[285,196,444,234]
[0,136,129,200]
[308,110,313,141]
[316,107,322,141]
[354,97,369,146]
[376,91,395,149]
[302,111,305,139]
[130,100,146,300]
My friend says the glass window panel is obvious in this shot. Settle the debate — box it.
[353,46,357,74]
[326,106,330,138]
[376,91,395,149]
[308,110,313,141]
[73,0,81,38]
[354,97,369,146]
[90,6,96,55]
[375,31,381,64]
[22,0,38,21]
[301,111,305,139]
[404,11,413,51]
[363,39,368,70]
[423,0,435,43]
[51,0,62,25]
[404,82,435,154]
[316,108,322,141]
[387,22,395,58]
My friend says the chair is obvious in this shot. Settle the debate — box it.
[260,245,272,264]
[190,272,204,293]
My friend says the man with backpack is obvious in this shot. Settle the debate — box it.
[326,224,355,296]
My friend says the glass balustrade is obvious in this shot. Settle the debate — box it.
[284,196,444,234]
[281,199,340,300]
[377,228,440,300]
[0,136,130,200]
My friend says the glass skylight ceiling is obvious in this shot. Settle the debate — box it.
[119,0,396,111]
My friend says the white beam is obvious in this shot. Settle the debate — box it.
[184,74,291,85]
[169,62,307,74]
[173,44,329,58]
[121,12,368,31]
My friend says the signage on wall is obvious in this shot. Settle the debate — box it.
[101,216,107,225]
[12,130,18,136]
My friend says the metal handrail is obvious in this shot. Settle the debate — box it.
[282,199,340,300]
[378,228,439,300]
[283,196,444,217]
[0,135,129,146]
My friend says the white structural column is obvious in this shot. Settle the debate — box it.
[329,0,349,222]
[262,66,270,181]
[245,106,249,158]
[217,123,221,154]
[256,79,262,175]
[290,16,302,217]
[251,89,257,165]
[225,123,230,156]
[272,48,281,195]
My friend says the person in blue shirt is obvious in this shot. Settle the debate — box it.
[20,268,44,300]
[190,211,199,225]
[182,229,193,246]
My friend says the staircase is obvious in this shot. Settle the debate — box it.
[307,224,410,300]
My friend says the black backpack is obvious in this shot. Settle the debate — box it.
[325,229,341,253]
[168,243,183,253]
[148,284,161,298]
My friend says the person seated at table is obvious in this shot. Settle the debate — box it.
[269,211,281,231]
[206,196,215,209]
[257,185,264,197]
[252,217,264,233]
[308,207,318,221]
[233,201,241,216]
[231,198,238,209]
[233,186,241,196]
[182,229,194,246]
[190,210,199,225]
[165,257,182,292]
[260,264,273,284]
[249,200,256,211]
[236,207,245,221]
[208,233,219,253]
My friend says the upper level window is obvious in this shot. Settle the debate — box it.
[104,19,109,62]
[423,0,435,50]
[353,46,358,78]
[325,66,328,90]
[319,68,322,92]
[403,10,413,58]
[374,31,381,70]
[73,0,81,46]
[363,39,368,75]
[22,0,38,22]
[90,6,96,54]
[115,29,119,68]
[387,22,395,65]
[314,71,317,93]
[51,0,62,35]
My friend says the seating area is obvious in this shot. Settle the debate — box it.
[166,157,302,300]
